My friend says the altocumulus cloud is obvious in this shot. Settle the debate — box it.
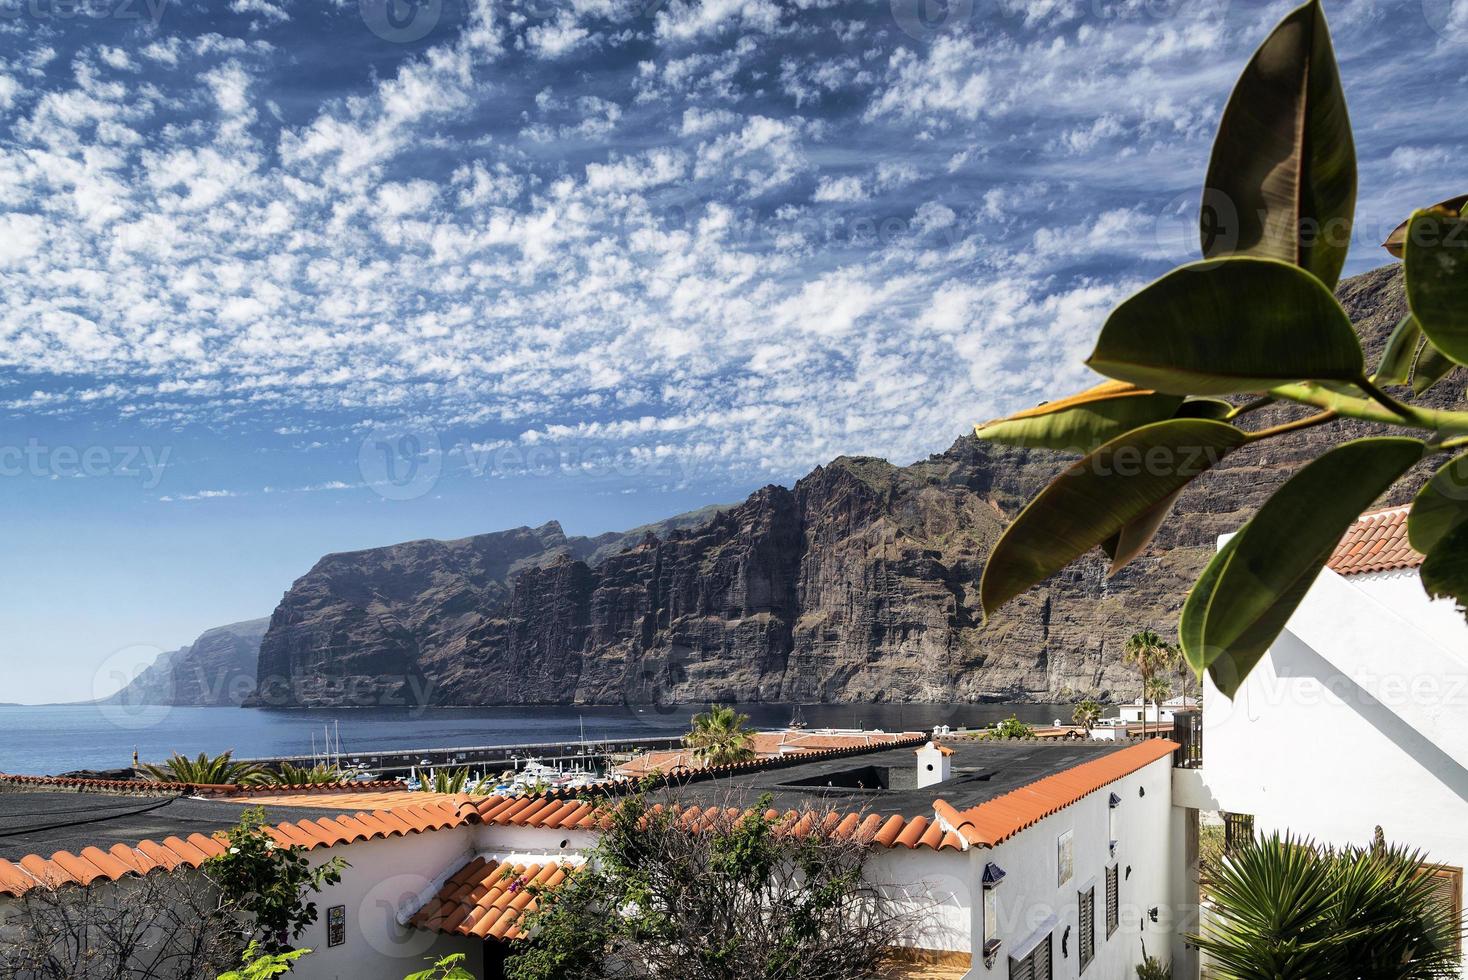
[0,0,1465,492]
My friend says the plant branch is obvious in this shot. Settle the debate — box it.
[1268,383,1468,434]
[1355,375,1423,423]
[1225,396,1276,421]
[1243,410,1337,442]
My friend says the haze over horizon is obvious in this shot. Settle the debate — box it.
[3,0,1467,702]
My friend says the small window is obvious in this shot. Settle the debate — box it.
[1106,864,1120,939]
[1429,865,1463,960]
[1009,933,1052,980]
[1078,885,1095,973]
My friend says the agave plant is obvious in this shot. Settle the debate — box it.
[1195,832,1459,979]
[139,750,270,786]
[977,0,1468,700]
[264,761,344,786]
[683,705,756,767]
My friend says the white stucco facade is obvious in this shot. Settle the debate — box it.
[958,754,1176,980]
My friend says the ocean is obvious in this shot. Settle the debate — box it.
[0,702,1070,775]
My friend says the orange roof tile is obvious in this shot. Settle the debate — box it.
[409,857,572,942]
[934,740,1177,848]
[0,799,470,898]
[456,793,968,853]
[1327,506,1424,576]
[615,731,926,778]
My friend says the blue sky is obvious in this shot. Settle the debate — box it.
[2,0,1465,702]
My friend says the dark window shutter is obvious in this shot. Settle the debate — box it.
[1034,934,1052,980]
[1106,864,1120,938]
[1079,886,1095,971]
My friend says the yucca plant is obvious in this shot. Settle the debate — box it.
[138,750,270,786]
[265,762,344,786]
[683,704,756,767]
[1195,832,1458,979]
[976,0,1468,700]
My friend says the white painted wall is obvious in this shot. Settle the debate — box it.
[1202,563,1468,871]
[291,826,484,980]
[962,755,1175,980]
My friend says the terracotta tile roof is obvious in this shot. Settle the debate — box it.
[0,799,468,898]
[615,731,926,778]
[933,740,1177,848]
[409,856,572,941]
[1327,505,1424,576]
[213,789,453,810]
[0,772,409,797]
[457,795,968,852]
[0,772,236,795]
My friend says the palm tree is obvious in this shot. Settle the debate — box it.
[1144,676,1172,739]
[684,705,755,767]
[1123,630,1177,738]
[1072,699,1101,738]
[138,750,270,786]
[417,767,473,794]
[1195,832,1459,979]
[265,761,344,786]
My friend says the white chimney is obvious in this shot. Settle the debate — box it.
[915,741,953,788]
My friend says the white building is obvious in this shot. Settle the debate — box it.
[1175,505,1468,974]
[1117,697,1198,727]
[0,736,1182,980]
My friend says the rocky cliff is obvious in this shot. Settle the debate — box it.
[253,264,1463,707]
[101,617,270,706]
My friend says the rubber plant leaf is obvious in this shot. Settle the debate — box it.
[974,381,1184,455]
[1382,193,1468,258]
[1087,257,1364,395]
[1404,209,1468,367]
[1182,437,1426,697]
[1201,0,1355,290]
[1421,522,1468,618]
[1409,453,1468,555]
[980,419,1247,617]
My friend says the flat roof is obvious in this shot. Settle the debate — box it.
[648,738,1134,818]
[0,790,349,862]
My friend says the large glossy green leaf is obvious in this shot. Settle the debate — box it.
[1404,210,1468,367]
[1409,453,1468,554]
[1104,487,1184,575]
[1173,399,1236,420]
[975,381,1183,455]
[1202,0,1355,289]
[1413,343,1459,394]
[1087,258,1365,395]
[980,419,1246,616]
[1421,522,1468,617]
[1182,438,1426,697]
[1382,193,1468,258]
[1374,315,1421,386]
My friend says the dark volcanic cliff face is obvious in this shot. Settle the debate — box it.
[255,264,1463,707]
[102,617,270,706]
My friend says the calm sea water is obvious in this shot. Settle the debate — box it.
[0,702,1068,775]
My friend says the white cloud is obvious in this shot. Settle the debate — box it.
[812,175,867,202]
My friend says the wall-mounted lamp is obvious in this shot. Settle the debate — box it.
[1148,906,1160,923]
[982,862,1005,969]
